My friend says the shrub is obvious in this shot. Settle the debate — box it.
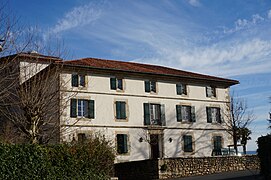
[0,135,115,179]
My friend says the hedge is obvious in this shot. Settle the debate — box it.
[0,136,115,179]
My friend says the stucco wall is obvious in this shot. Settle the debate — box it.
[59,70,233,162]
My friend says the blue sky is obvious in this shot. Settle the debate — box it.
[9,0,271,151]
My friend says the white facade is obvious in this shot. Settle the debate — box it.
[59,68,235,163]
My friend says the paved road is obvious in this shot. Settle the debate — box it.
[168,170,264,180]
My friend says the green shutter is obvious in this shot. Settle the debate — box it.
[217,108,222,123]
[151,81,156,92]
[117,134,122,154]
[176,105,182,122]
[121,102,126,119]
[191,106,196,122]
[79,75,85,87]
[143,103,150,125]
[110,77,117,90]
[88,100,95,119]
[123,134,128,153]
[72,74,78,87]
[116,101,121,119]
[176,84,182,95]
[118,79,123,90]
[206,107,212,123]
[161,104,166,126]
[70,99,77,117]
[145,81,150,92]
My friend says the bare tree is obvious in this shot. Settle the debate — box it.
[0,55,77,144]
[224,94,255,155]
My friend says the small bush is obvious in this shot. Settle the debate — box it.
[0,135,115,179]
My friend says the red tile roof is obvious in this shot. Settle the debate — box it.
[63,57,239,86]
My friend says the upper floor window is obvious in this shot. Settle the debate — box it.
[70,99,95,118]
[110,77,123,90]
[143,103,165,126]
[206,107,221,123]
[176,83,187,95]
[206,86,216,97]
[116,101,127,120]
[117,134,128,154]
[72,74,86,87]
[145,80,156,93]
[183,135,193,152]
[176,105,196,122]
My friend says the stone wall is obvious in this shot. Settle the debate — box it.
[159,155,260,179]
[114,155,260,180]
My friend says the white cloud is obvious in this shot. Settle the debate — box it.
[268,9,271,19]
[187,0,200,7]
[224,13,265,34]
[50,1,105,34]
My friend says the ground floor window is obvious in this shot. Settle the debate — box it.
[117,134,128,154]
[183,135,193,152]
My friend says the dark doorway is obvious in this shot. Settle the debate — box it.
[150,134,160,159]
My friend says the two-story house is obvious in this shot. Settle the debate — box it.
[0,52,239,163]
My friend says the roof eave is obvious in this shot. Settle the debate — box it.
[61,63,239,87]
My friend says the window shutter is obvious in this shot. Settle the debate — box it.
[79,75,85,87]
[217,108,222,123]
[110,77,117,90]
[143,103,150,125]
[161,104,166,126]
[176,105,182,122]
[206,107,212,123]
[121,102,126,119]
[145,81,150,92]
[116,101,121,119]
[191,106,196,122]
[151,81,156,92]
[70,99,77,117]
[88,100,95,119]
[83,100,88,117]
[176,84,182,95]
[117,134,122,154]
[117,79,123,90]
[71,74,78,87]
[123,134,128,153]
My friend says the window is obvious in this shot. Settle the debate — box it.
[206,86,216,97]
[145,80,156,93]
[110,77,123,90]
[176,105,196,122]
[176,83,187,95]
[78,133,87,143]
[116,101,126,119]
[117,134,128,154]
[70,99,95,118]
[212,136,223,156]
[143,103,165,126]
[72,74,86,87]
[213,136,222,150]
[183,135,193,152]
[206,107,221,123]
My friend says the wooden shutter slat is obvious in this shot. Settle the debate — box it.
[70,99,77,117]
[144,103,150,125]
